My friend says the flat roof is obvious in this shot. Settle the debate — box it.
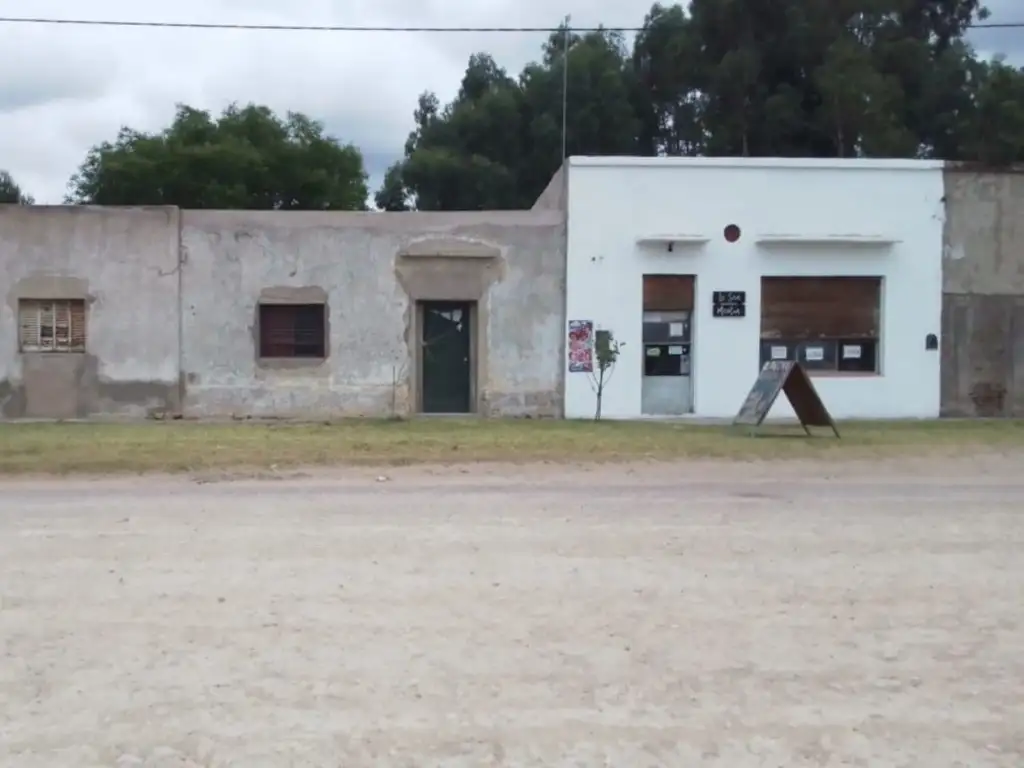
[568,156,945,171]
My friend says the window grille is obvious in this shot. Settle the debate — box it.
[18,299,87,352]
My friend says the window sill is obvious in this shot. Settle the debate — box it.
[256,357,328,371]
[807,370,881,378]
[20,349,86,354]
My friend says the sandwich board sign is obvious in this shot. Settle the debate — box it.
[733,360,840,437]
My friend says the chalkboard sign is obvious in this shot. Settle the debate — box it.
[734,360,791,426]
[733,360,839,437]
[713,291,745,303]
[712,290,746,318]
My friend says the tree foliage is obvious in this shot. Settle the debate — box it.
[381,29,640,211]
[380,0,1024,210]
[67,103,369,209]
[0,170,33,205]
[50,2,1024,211]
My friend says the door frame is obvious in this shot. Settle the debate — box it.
[640,274,696,415]
[415,299,478,414]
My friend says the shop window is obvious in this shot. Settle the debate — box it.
[642,306,692,377]
[644,344,691,376]
[19,299,87,352]
[759,276,881,374]
[258,303,326,358]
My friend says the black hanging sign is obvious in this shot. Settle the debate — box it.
[712,290,746,317]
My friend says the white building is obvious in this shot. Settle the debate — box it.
[563,156,946,420]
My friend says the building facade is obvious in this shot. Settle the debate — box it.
[3,159,1022,422]
[940,166,1024,417]
[564,157,946,420]
[0,204,565,419]
[0,206,183,419]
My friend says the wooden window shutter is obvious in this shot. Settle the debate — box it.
[643,275,695,312]
[259,305,296,358]
[17,299,87,352]
[18,301,40,350]
[38,302,55,349]
[760,277,881,340]
[70,301,87,350]
[54,301,71,347]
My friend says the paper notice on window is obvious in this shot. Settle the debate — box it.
[669,321,684,337]
[804,346,824,361]
[646,347,661,356]
[770,346,787,360]
[668,345,683,355]
[842,344,862,359]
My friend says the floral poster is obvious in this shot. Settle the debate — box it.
[568,320,594,373]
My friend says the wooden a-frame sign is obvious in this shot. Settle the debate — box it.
[732,360,840,437]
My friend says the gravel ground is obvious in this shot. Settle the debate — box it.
[1,456,1022,767]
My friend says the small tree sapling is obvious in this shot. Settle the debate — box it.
[587,329,623,420]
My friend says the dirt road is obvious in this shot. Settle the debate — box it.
[2,457,1022,766]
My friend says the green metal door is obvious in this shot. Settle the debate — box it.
[421,301,473,413]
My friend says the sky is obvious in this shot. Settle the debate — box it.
[1,0,1021,204]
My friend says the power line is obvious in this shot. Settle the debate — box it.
[0,16,1022,32]
[6,18,601,32]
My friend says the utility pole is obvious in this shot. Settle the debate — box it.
[561,14,570,161]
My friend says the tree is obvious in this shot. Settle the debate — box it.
[629,0,997,159]
[589,330,623,421]
[383,30,639,210]
[518,28,641,196]
[960,58,1024,165]
[67,103,369,209]
[374,164,411,211]
[631,3,708,156]
[813,33,916,157]
[397,59,528,211]
[379,0,1015,209]
[0,170,33,204]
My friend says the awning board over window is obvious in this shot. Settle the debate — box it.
[755,234,899,246]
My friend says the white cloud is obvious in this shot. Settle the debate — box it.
[0,0,1020,202]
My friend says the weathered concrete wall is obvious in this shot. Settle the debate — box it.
[0,205,181,418]
[941,169,1024,416]
[532,166,566,211]
[180,210,564,418]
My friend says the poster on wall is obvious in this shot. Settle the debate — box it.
[567,320,594,373]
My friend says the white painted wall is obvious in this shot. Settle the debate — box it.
[564,157,946,420]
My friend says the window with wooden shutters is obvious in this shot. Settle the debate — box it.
[258,303,327,358]
[18,299,87,352]
[759,276,881,374]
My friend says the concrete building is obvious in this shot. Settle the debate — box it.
[3,159,1023,422]
[941,167,1024,417]
[564,157,946,420]
[0,206,183,419]
[0,201,565,419]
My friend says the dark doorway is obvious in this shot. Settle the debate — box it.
[420,301,474,413]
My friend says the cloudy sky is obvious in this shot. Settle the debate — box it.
[1,0,1021,204]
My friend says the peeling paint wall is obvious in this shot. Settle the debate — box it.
[180,210,564,418]
[941,169,1024,416]
[0,205,181,418]
[0,205,563,421]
